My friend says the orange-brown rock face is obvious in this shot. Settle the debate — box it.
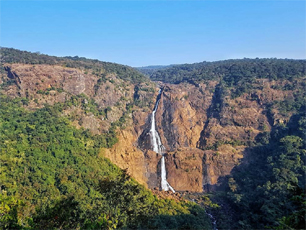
[164,146,244,192]
[156,83,216,151]
[136,78,304,192]
[1,64,155,134]
[137,82,244,192]
[102,128,148,186]
[4,64,95,98]
[166,148,204,192]
[202,145,245,192]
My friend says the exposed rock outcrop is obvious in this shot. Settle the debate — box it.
[1,63,155,134]
[102,128,148,186]
[136,78,304,192]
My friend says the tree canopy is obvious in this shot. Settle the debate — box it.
[140,58,306,84]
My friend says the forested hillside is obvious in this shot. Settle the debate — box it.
[136,65,172,76]
[0,48,211,229]
[142,58,305,84]
[140,58,306,105]
[1,48,305,229]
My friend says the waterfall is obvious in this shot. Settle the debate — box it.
[150,89,175,193]
[161,156,175,192]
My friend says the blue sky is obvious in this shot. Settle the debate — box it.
[1,0,305,66]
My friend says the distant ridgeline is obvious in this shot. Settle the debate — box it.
[139,58,306,84]
[136,65,173,76]
[0,47,147,83]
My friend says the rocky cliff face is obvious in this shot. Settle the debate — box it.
[1,62,305,192]
[1,63,158,188]
[136,82,244,191]
[102,128,147,186]
[1,63,155,134]
[136,78,305,192]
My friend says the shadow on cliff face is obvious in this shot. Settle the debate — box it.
[201,147,251,193]
[159,87,180,151]
[202,130,274,193]
[200,83,298,192]
[203,112,304,193]
[204,112,306,229]
[137,113,153,152]
[197,82,226,149]
[200,134,276,229]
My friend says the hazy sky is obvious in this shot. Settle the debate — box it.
[1,0,305,66]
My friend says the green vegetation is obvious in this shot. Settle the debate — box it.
[144,58,306,100]
[133,85,155,108]
[36,87,64,95]
[138,59,306,229]
[271,89,306,116]
[143,58,306,104]
[136,65,172,76]
[0,95,211,229]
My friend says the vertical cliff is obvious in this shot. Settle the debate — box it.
[134,76,304,192]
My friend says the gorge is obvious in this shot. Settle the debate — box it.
[0,48,305,229]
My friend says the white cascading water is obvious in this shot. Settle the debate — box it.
[150,89,175,193]
[206,211,218,230]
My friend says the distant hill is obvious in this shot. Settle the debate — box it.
[136,64,174,76]
[137,65,170,69]
[145,58,306,84]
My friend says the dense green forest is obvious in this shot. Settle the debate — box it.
[0,47,147,83]
[0,95,211,229]
[142,58,306,84]
[142,58,306,101]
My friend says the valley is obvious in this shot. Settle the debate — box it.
[0,48,305,229]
